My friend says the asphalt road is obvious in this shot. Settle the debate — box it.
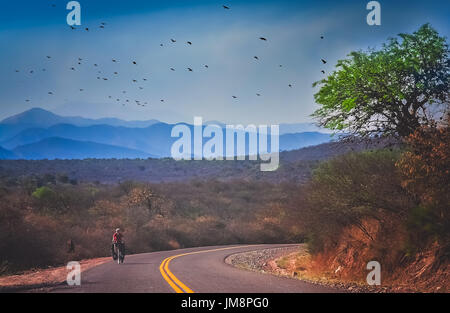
[50,244,338,293]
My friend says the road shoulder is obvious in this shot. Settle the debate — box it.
[0,257,110,293]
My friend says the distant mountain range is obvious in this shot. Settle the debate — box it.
[1,123,176,156]
[1,107,160,129]
[11,137,153,160]
[0,108,333,160]
[0,108,159,141]
[0,146,17,159]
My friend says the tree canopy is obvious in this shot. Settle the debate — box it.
[312,24,449,138]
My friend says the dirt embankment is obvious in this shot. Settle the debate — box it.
[226,228,449,293]
[225,245,375,292]
[303,218,449,293]
[0,257,110,292]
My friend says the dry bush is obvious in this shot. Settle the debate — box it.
[0,176,303,274]
[396,116,450,254]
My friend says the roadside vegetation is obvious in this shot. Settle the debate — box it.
[297,24,449,290]
[0,176,303,274]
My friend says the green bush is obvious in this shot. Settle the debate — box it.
[32,186,55,200]
[303,150,413,252]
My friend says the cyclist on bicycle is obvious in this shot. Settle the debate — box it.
[111,228,125,261]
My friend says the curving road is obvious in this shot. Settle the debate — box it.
[49,244,338,293]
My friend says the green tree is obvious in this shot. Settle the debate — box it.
[31,186,70,214]
[312,24,449,138]
[32,186,56,201]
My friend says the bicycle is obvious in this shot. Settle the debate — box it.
[113,242,125,264]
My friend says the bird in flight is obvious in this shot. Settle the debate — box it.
[320,35,324,39]
[288,84,293,88]
[171,39,176,43]
[112,59,117,63]
[70,67,75,71]
[132,61,137,65]
[94,64,98,67]
[46,56,51,59]
[85,28,89,32]
[204,65,209,68]
[321,59,327,64]
[256,93,261,96]
[223,5,230,9]
[48,92,53,95]
[259,37,267,41]
[132,80,137,83]
[160,99,165,102]
[321,70,325,74]
[143,78,148,81]
[254,56,259,60]
[187,41,192,45]
[170,68,175,71]
[187,68,193,72]
[232,96,237,99]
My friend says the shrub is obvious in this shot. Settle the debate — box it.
[303,150,413,253]
[397,116,450,253]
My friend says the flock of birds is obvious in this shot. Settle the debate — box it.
[15,4,329,108]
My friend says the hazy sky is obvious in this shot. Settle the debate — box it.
[0,0,449,124]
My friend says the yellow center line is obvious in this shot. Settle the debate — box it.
[159,257,183,293]
[164,255,194,293]
[159,245,255,293]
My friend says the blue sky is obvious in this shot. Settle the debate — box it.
[0,0,449,124]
